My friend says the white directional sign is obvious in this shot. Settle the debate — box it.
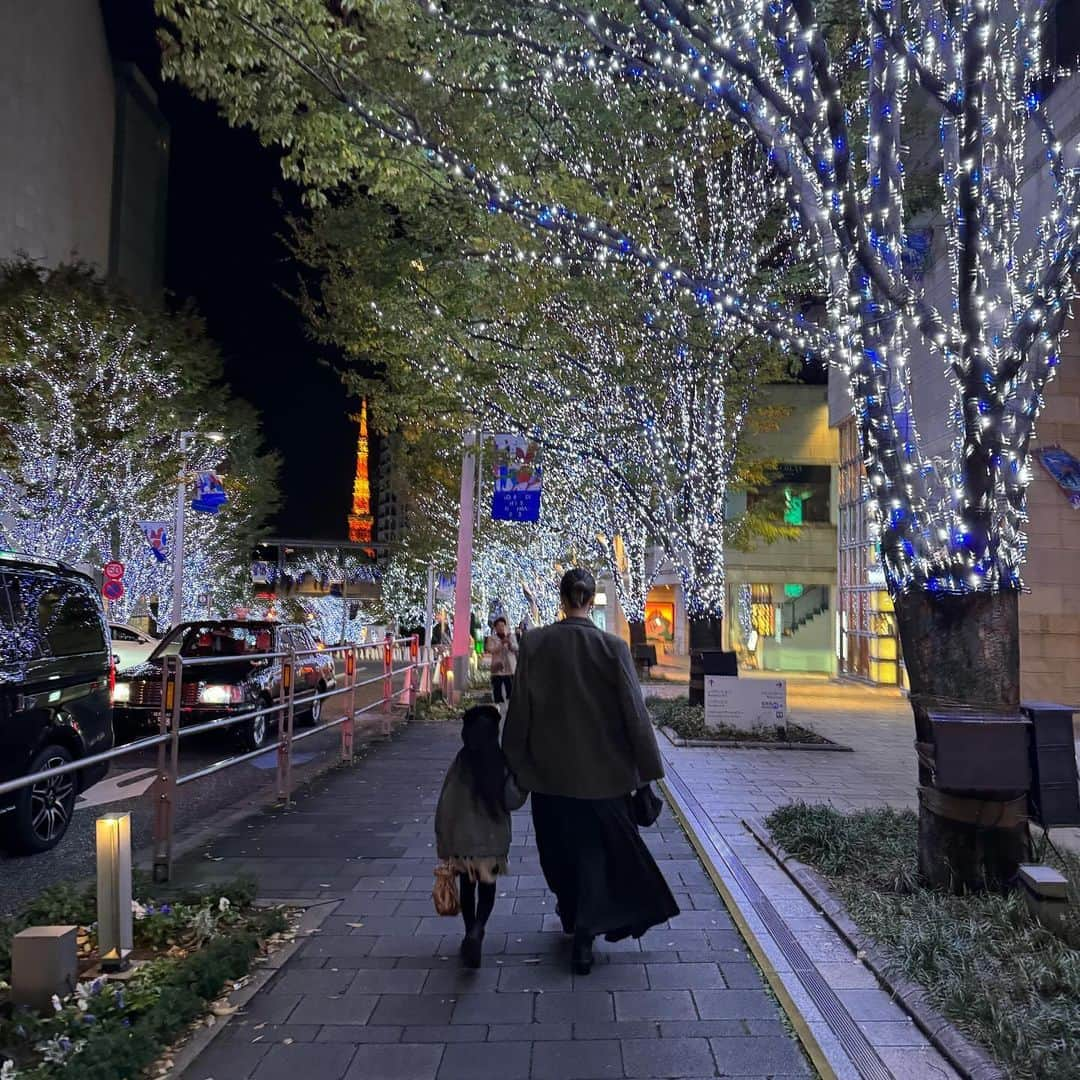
[704,677,787,733]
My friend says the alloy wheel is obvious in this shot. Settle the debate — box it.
[30,758,75,844]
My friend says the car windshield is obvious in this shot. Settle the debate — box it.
[150,624,275,661]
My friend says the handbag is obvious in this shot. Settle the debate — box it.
[432,862,461,916]
[631,784,663,827]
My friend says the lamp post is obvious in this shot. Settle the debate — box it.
[171,430,225,628]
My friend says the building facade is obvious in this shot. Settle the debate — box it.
[610,385,840,674]
[0,0,168,295]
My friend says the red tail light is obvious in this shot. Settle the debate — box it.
[109,655,117,701]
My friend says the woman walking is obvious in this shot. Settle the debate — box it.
[503,568,678,974]
[485,616,518,706]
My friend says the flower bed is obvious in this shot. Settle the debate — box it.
[767,803,1080,1080]
[0,878,287,1079]
[647,696,839,747]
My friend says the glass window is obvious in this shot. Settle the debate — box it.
[111,625,141,642]
[750,465,832,524]
[178,623,275,658]
[37,581,106,658]
[0,573,18,666]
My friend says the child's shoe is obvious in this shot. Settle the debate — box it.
[461,925,484,969]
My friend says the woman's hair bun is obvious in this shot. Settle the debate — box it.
[560,567,596,609]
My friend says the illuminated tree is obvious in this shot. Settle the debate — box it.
[0,262,279,623]
[159,0,1080,887]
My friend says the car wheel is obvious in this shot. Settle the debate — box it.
[243,700,270,752]
[6,745,77,854]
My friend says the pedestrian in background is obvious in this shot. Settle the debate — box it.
[435,704,527,967]
[503,568,678,975]
[486,616,518,707]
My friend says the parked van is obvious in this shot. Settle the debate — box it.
[0,553,114,853]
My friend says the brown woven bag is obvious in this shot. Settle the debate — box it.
[432,862,460,916]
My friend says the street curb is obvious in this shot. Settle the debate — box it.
[659,725,852,752]
[743,816,1006,1080]
[657,777,840,1080]
[165,898,341,1079]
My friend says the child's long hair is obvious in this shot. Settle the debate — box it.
[460,705,506,819]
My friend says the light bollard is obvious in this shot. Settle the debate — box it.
[342,645,356,763]
[277,652,295,804]
[96,812,133,971]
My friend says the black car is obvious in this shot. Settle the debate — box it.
[113,620,336,751]
[0,552,114,853]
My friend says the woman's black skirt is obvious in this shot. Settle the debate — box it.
[531,792,679,941]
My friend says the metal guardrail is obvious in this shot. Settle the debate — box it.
[0,634,437,882]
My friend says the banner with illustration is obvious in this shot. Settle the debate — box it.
[1036,446,1080,509]
[191,471,228,514]
[490,434,543,522]
[138,521,170,563]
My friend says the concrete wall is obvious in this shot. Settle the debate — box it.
[1019,328,1080,704]
[746,384,838,465]
[0,0,115,268]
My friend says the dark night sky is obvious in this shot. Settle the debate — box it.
[101,1,358,541]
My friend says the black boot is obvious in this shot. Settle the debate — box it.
[556,903,574,936]
[461,923,484,969]
[571,930,594,976]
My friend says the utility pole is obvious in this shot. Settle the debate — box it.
[450,432,476,699]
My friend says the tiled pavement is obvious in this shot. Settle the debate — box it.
[654,674,1079,849]
[178,723,814,1080]
[654,679,976,1078]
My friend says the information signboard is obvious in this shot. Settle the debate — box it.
[704,677,787,733]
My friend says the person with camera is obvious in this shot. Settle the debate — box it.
[485,616,518,705]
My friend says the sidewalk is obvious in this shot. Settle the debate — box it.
[174,723,814,1080]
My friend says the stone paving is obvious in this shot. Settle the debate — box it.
[178,723,814,1080]
[653,674,1079,850]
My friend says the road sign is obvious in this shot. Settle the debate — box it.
[102,580,126,601]
[104,560,125,581]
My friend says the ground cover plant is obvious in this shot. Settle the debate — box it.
[767,804,1080,1080]
[647,696,828,744]
[0,877,287,1079]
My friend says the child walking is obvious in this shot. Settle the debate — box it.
[435,704,526,967]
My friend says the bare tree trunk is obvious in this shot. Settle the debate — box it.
[894,589,1030,892]
[688,616,724,705]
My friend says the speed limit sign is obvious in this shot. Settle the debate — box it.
[104,560,125,581]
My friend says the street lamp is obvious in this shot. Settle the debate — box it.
[172,430,226,628]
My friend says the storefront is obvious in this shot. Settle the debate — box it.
[836,419,905,686]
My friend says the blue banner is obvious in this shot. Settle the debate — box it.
[191,471,228,514]
[491,435,542,522]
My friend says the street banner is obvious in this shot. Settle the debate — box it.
[138,521,169,563]
[1036,446,1080,509]
[191,471,228,514]
[490,434,542,522]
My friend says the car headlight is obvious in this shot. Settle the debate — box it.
[112,682,131,704]
[199,684,243,705]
